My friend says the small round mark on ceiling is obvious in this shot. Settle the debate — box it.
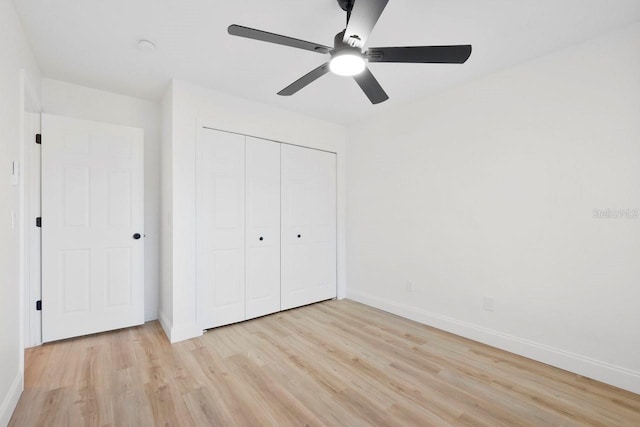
[137,39,156,52]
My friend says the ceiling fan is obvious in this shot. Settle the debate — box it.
[228,0,472,104]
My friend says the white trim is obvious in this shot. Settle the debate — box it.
[22,68,42,349]
[158,311,201,343]
[201,126,337,155]
[158,310,172,340]
[195,118,338,155]
[347,289,640,395]
[23,111,41,349]
[0,371,23,427]
[169,322,202,343]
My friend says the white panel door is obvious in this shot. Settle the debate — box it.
[281,144,337,310]
[197,129,245,329]
[42,114,144,342]
[245,137,281,320]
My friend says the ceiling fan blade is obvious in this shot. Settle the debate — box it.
[228,25,331,54]
[353,67,389,104]
[343,0,389,48]
[367,45,472,64]
[278,63,331,96]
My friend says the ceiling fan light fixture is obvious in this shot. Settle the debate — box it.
[329,52,366,76]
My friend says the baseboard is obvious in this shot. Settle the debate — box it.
[347,289,640,395]
[170,322,202,343]
[158,310,172,341]
[0,371,23,427]
[158,311,202,344]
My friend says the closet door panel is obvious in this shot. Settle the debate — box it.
[197,129,245,329]
[245,137,281,319]
[281,144,337,310]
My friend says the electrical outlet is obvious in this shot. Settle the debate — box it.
[483,296,494,312]
[406,280,415,292]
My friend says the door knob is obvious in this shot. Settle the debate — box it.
[259,237,264,241]
[297,234,301,238]
[133,233,141,240]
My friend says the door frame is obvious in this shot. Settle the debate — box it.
[21,71,43,349]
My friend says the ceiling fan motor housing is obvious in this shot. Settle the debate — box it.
[332,30,362,56]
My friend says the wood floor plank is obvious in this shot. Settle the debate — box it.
[181,387,228,427]
[10,299,640,426]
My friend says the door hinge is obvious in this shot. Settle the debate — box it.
[35,133,42,144]
[36,217,41,227]
[36,300,42,311]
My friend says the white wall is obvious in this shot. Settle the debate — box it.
[41,79,162,321]
[161,79,347,342]
[346,23,640,394]
[0,0,41,425]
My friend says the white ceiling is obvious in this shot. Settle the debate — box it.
[13,0,640,124]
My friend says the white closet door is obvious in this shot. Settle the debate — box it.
[41,114,144,342]
[281,144,337,310]
[197,129,245,329]
[245,137,281,319]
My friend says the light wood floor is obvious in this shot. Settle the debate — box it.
[10,300,640,426]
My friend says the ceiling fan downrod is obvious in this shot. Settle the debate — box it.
[337,0,354,23]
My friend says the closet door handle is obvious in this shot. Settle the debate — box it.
[133,233,141,240]
[297,234,301,238]
[259,237,264,241]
